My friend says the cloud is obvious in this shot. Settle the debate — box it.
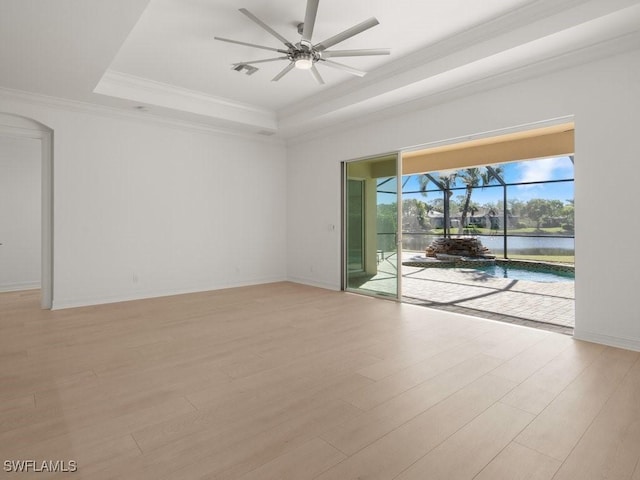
[515,156,572,184]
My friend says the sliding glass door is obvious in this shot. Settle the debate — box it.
[344,154,401,299]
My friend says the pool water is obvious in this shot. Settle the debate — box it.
[472,264,574,282]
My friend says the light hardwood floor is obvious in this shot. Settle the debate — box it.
[1,282,639,479]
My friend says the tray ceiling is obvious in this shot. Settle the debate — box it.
[2,0,640,138]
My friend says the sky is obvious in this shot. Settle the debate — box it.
[383,156,574,207]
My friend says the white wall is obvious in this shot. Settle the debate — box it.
[0,135,41,291]
[286,47,640,352]
[0,98,287,308]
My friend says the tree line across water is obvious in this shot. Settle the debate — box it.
[378,168,574,235]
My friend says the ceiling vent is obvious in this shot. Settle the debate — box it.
[232,63,259,75]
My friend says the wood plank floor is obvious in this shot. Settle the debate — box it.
[1,282,638,479]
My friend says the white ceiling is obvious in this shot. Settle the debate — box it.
[107,0,534,110]
[2,0,640,139]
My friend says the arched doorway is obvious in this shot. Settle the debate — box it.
[0,113,53,309]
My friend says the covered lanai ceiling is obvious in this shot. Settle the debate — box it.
[1,0,640,138]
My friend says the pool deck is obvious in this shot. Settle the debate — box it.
[353,252,574,334]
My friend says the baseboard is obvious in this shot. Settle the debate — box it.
[573,329,640,352]
[286,276,340,291]
[51,276,287,310]
[0,282,40,293]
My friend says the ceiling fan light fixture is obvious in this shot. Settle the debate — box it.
[294,52,314,70]
[217,2,390,84]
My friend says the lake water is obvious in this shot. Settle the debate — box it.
[479,236,574,255]
[401,233,574,255]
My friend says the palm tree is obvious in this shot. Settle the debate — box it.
[469,202,479,218]
[467,201,480,230]
[458,168,481,234]
[457,166,503,235]
[419,172,457,237]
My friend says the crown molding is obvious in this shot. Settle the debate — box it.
[278,0,591,121]
[281,1,640,141]
[285,28,640,146]
[94,70,277,133]
[3,0,636,144]
[0,86,285,145]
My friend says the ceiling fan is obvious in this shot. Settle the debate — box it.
[214,0,390,85]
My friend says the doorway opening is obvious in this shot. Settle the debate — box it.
[0,113,53,309]
[400,157,574,334]
[342,120,575,334]
[343,153,402,300]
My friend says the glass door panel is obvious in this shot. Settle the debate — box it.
[347,179,365,273]
[344,155,400,299]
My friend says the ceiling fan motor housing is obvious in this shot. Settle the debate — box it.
[293,51,314,69]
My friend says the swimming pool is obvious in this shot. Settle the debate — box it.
[472,263,574,282]
[401,256,575,282]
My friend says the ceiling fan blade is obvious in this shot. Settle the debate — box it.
[236,57,288,65]
[239,8,295,49]
[301,0,320,44]
[322,48,390,58]
[272,62,295,82]
[320,59,367,77]
[310,65,325,85]
[215,37,288,53]
[315,17,379,52]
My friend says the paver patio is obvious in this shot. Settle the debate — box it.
[350,252,574,334]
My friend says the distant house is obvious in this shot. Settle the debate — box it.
[426,209,519,230]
